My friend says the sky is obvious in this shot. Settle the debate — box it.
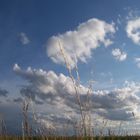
[1,0,140,135]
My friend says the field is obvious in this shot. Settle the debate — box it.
[1,4,140,139]
[0,136,140,140]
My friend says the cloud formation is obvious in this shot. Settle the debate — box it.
[112,48,127,61]
[13,64,88,108]
[0,88,8,97]
[47,18,115,69]
[93,82,140,120]
[13,64,140,123]
[19,32,30,45]
[134,57,140,68]
[126,18,140,45]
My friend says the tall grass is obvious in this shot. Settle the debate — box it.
[0,40,140,140]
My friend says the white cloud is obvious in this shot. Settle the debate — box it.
[117,14,122,25]
[134,57,140,68]
[13,63,21,71]
[112,48,127,61]
[47,18,115,69]
[13,64,88,110]
[13,65,140,123]
[19,32,30,45]
[126,18,140,45]
[93,82,140,120]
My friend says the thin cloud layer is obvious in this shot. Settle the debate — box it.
[0,88,8,97]
[134,57,140,68]
[13,64,140,123]
[126,18,140,45]
[112,48,127,61]
[47,18,115,69]
[19,32,30,45]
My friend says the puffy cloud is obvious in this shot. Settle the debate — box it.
[13,64,88,109]
[112,48,127,61]
[134,57,140,68]
[13,65,140,123]
[47,18,115,69]
[19,32,30,45]
[126,18,140,45]
[13,63,21,71]
[93,83,140,120]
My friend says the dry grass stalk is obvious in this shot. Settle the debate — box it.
[22,99,31,139]
[58,39,97,139]
[58,40,87,137]
[0,119,7,138]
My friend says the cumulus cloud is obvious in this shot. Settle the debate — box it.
[134,57,140,68]
[13,64,88,109]
[93,83,140,120]
[112,48,127,61]
[47,18,115,69]
[13,64,140,123]
[126,18,140,45]
[19,32,30,45]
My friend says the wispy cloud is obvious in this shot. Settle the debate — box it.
[47,18,115,69]
[112,48,127,61]
[19,32,30,45]
[134,57,140,68]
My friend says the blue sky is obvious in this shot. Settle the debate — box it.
[0,0,140,88]
[1,0,140,134]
